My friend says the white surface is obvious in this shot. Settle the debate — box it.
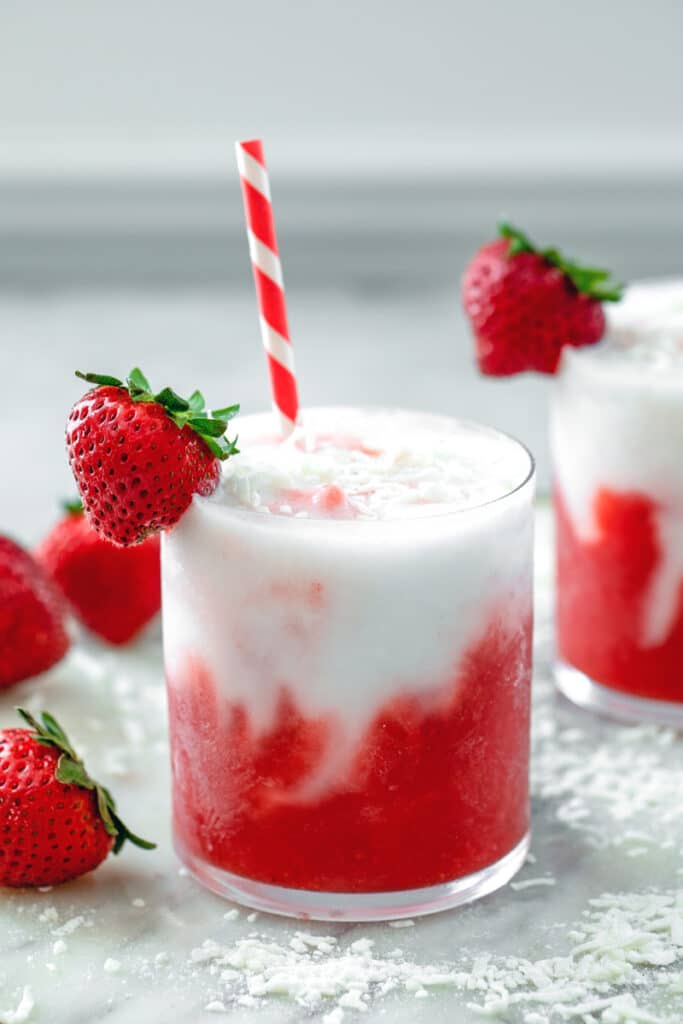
[1,510,682,1023]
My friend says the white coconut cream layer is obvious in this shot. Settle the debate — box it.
[162,408,534,750]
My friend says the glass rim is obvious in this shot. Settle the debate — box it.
[559,337,683,385]
[189,406,536,530]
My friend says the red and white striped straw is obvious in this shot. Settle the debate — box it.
[235,139,299,436]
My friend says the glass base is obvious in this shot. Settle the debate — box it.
[555,660,683,727]
[174,831,530,922]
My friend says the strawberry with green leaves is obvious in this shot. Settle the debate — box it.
[37,501,161,645]
[0,709,154,887]
[67,368,239,547]
[462,222,623,375]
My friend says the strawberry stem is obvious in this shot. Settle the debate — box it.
[498,221,624,302]
[75,368,240,460]
[16,708,156,854]
[62,498,84,516]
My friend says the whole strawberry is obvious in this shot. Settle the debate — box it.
[67,368,239,547]
[0,709,154,887]
[462,222,623,375]
[0,537,70,689]
[37,502,161,645]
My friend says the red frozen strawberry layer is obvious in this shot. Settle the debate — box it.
[167,605,531,893]
[556,486,683,703]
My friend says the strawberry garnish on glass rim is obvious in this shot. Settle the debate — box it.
[67,368,240,547]
[461,222,624,376]
[75,368,241,460]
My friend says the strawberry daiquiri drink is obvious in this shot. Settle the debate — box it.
[162,407,535,920]
[553,280,683,725]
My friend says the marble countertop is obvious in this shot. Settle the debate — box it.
[1,510,682,1024]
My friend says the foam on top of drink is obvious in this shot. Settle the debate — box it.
[214,408,531,521]
[602,278,683,369]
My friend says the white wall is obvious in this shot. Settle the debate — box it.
[2,0,683,162]
[3,0,683,293]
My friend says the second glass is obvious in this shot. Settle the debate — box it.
[552,330,683,725]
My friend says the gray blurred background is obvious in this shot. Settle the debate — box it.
[2,0,683,538]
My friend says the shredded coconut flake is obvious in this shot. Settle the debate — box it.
[186,890,683,1020]
[532,675,683,851]
[52,915,85,938]
[1,988,34,1024]
[511,877,557,891]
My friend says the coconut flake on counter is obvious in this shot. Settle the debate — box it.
[204,1000,226,1013]
[188,931,465,1012]
[510,877,557,891]
[532,691,683,851]
[185,889,683,1021]
[1,988,34,1024]
[52,915,86,938]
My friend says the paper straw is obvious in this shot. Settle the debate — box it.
[235,139,299,436]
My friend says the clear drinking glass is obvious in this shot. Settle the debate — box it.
[162,408,535,920]
[552,338,683,726]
